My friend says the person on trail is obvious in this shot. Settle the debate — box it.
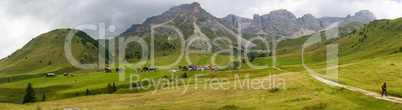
[382,82,387,97]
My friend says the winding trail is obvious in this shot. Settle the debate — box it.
[274,68,402,104]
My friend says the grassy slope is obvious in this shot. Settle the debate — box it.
[0,70,400,109]
[303,18,402,95]
[243,18,402,98]
[274,18,402,97]
[0,52,241,104]
[0,29,101,85]
[307,19,402,62]
[0,18,401,109]
[301,53,402,97]
[0,29,99,77]
[0,65,276,104]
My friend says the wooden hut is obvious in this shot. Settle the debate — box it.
[143,67,149,72]
[46,73,55,78]
[136,67,141,72]
[103,67,112,73]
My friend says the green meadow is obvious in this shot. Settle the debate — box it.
[0,18,401,109]
[0,69,401,109]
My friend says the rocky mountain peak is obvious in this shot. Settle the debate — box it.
[169,2,201,13]
[121,2,377,39]
[355,10,375,17]
[341,10,376,25]
[121,2,209,35]
[188,2,201,9]
[302,13,315,19]
[268,9,297,19]
[222,14,252,29]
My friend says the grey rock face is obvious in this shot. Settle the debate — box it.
[121,2,376,39]
[223,9,376,38]
[299,14,322,31]
[221,14,252,29]
[122,2,212,34]
[121,24,141,35]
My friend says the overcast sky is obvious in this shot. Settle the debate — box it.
[0,0,401,59]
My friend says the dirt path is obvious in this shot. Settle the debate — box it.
[275,68,402,104]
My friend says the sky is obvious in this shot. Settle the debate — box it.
[0,0,401,59]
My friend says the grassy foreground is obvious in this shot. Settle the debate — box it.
[299,52,402,97]
[0,69,401,109]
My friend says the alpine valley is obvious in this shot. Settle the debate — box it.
[0,2,401,110]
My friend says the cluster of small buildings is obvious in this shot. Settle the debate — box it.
[135,67,158,72]
[169,64,218,72]
[46,73,75,78]
[102,68,125,73]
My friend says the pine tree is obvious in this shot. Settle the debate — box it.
[48,61,52,65]
[112,82,117,92]
[22,82,36,104]
[7,77,10,82]
[400,47,402,52]
[41,93,46,101]
[182,73,188,78]
[86,89,91,95]
[249,55,256,62]
[106,83,113,94]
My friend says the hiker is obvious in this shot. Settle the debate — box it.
[382,82,387,97]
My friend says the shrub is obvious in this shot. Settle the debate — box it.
[258,53,266,57]
[86,89,91,95]
[249,55,256,62]
[106,83,113,94]
[218,105,240,110]
[36,106,42,110]
[270,87,281,92]
[41,93,46,101]
[286,97,311,102]
[112,82,117,92]
[302,102,327,110]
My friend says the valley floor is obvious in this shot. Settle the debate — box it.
[0,53,401,109]
[0,69,401,109]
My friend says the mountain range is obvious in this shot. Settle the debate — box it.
[0,2,386,81]
[122,2,376,39]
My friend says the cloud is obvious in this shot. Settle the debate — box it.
[0,0,401,58]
